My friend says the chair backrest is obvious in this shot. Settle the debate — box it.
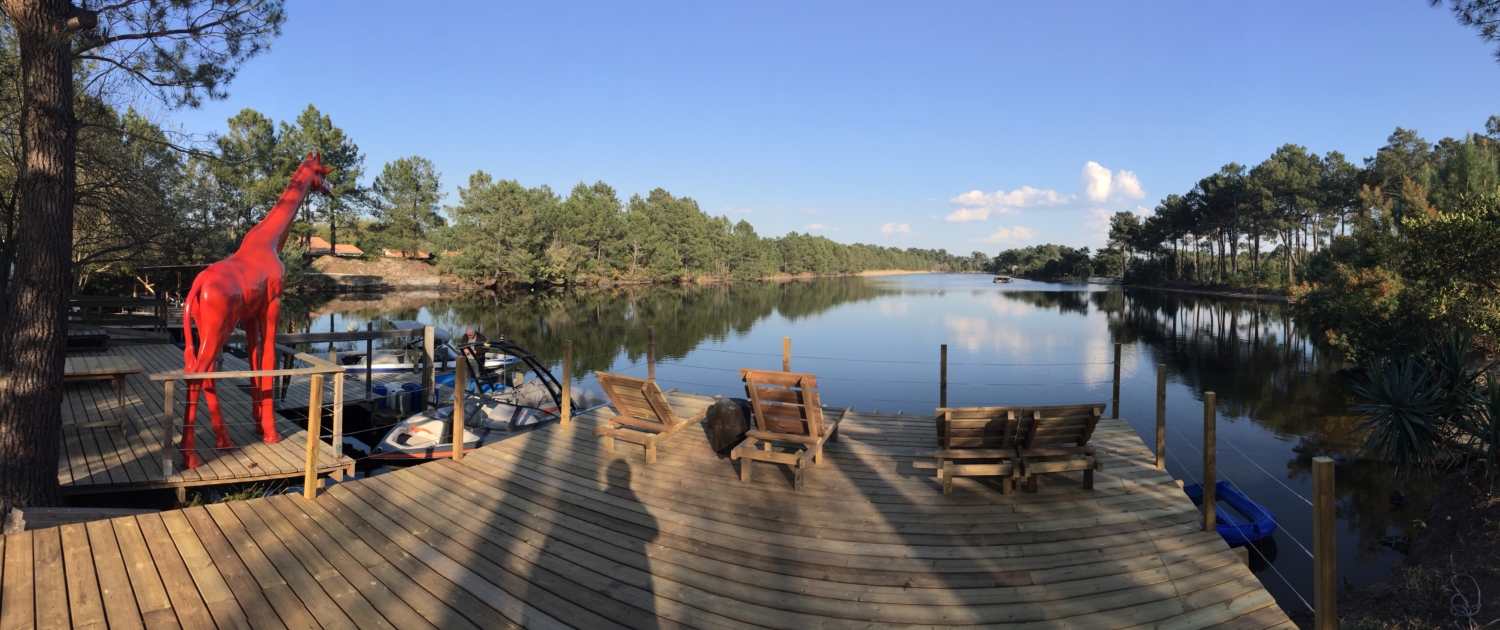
[740,369,826,437]
[595,372,681,428]
[934,406,1024,450]
[1016,403,1106,450]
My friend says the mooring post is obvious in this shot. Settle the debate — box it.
[940,344,948,408]
[560,340,572,426]
[648,326,656,381]
[452,358,466,461]
[364,322,373,403]
[783,336,791,372]
[1202,391,1216,532]
[423,325,436,411]
[1112,342,1122,419]
[304,373,325,500]
[1313,456,1337,630]
[1155,364,1166,470]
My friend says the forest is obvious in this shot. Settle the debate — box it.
[0,96,990,295]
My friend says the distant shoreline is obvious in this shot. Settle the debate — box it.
[854,269,934,277]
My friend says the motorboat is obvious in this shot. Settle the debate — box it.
[338,320,516,373]
[370,339,610,460]
[1182,479,1278,545]
[993,275,1013,283]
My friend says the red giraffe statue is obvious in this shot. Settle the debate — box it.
[179,153,332,469]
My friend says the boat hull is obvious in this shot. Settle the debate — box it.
[1182,480,1278,545]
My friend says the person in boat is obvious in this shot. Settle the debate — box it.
[460,326,486,344]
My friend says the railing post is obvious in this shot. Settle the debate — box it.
[161,379,176,478]
[940,344,948,408]
[782,336,791,372]
[364,322,374,403]
[1202,391,1216,532]
[304,373,325,500]
[647,326,656,381]
[452,358,466,461]
[1313,456,1337,630]
[423,325,435,412]
[1112,342,1122,419]
[560,340,572,425]
[1155,364,1166,470]
[331,368,344,464]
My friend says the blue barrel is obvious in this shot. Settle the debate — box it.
[372,385,388,408]
[401,382,422,411]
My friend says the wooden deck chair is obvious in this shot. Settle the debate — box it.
[593,372,702,464]
[933,406,1024,495]
[1015,403,1106,492]
[732,369,848,490]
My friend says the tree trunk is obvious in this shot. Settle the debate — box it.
[0,0,78,516]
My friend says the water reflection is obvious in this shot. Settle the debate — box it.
[286,274,1425,614]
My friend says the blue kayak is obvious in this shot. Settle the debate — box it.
[1182,480,1278,545]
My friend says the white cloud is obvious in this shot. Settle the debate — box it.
[946,186,1068,222]
[1085,208,1113,241]
[1132,205,1153,219]
[1115,170,1145,199]
[1081,161,1146,201]
[880,222,911,234]
[979,225,1036,244]
[804,223,836,232]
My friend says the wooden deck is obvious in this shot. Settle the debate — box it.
[8,391,1295,628]
[59,344,355,495]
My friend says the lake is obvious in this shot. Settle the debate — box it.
[290,272,1431,615]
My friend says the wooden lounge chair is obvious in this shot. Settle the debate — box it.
[1015,403,1106,492]
[732,369,848,490]
[933,406,1024,495]
[593,371,702,464]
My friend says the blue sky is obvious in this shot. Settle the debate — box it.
[167,0,1500,252]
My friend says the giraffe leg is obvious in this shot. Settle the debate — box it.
[185,313,235,463]
[243,316,266,448]
[259,298,283,443]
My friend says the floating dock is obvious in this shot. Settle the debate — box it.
[13,389,1293,628]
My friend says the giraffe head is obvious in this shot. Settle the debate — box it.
[307,152,333,196]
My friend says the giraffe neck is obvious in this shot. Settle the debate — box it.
[240,160,318,255]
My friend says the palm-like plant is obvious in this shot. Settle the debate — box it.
[1350,357,1448,469]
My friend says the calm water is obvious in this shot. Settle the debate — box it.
[290,273,1432,614]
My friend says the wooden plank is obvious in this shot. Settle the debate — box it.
[135,513,218,630]
[241,497,398,629]
[159,510,250,630]
[33,527,70,628]
[1,530,34,630]
[84,519,145,630]
[182,506,297,630]
[60,524,108,630]
[221,501,358,630]
[110,517,178,630]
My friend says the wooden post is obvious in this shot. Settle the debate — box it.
[161,379,176,478]
[560,340,572,425]
[647,326,656,381]
[452,358,466,462]
[364,322,373,403]
[331,369,344,465]
[1155,364,1166,470]
[782,337,791,372]
[940,344,948,408]
[304,374,325,500]
[422,325,436,412]
[1112,342,1122,419]
[1202,391,1216,532]
[1313,456,1337,630]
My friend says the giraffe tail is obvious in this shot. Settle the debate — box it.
[182,287,200,369]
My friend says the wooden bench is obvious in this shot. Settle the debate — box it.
[732,369,848,490]
[62,355,145,431]
[593,372,703,464]
[1016,403,1106,492]
[933,406,1023,495]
